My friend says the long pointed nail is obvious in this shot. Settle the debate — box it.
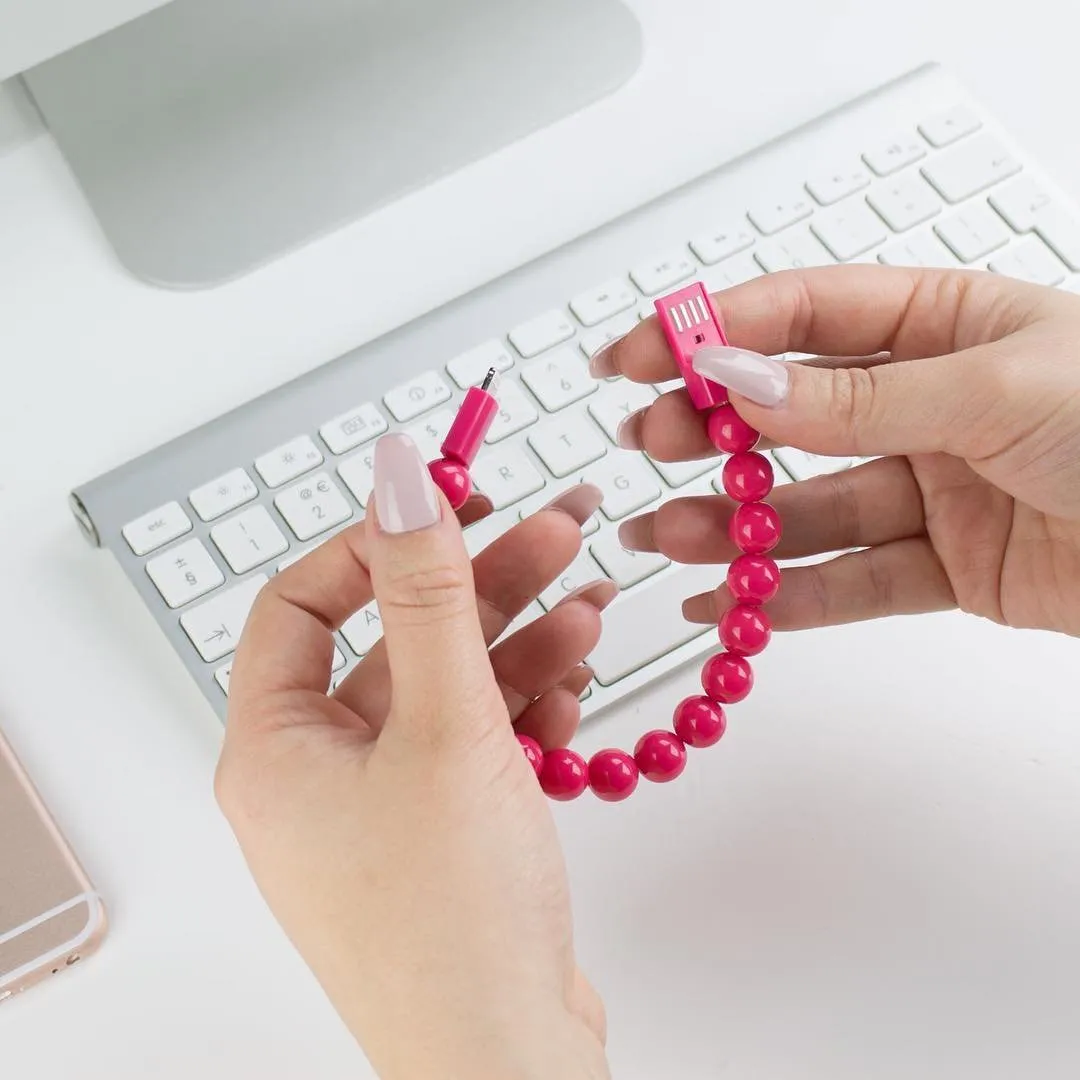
[692,346,789,406]
[615,407,648,450]
[588,339,623,378]
[617,514,656,552]
[539,484,603,526]
[373,433,441,534]
[554,579,619,612]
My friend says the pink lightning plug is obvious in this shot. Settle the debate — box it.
[428,367,500,510]
[653,282,729,411]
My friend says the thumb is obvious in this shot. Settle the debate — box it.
[366,432,500,739]
[691,344,988,459]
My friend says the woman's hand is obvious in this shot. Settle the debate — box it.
[593,265,1080,637]
[215,433,612,1080]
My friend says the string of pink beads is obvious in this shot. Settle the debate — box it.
[521,396,781,803]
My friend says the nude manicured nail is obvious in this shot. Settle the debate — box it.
[373,433,441,534]
[554,579,619,611]
[615,407,648,450]
[692,346,789,406]
[539,484,604,526]
[617,514,655,552]
[588,340,622,378]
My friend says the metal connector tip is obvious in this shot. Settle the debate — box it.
[481,367,497,391]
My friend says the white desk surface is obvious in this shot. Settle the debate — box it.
[2,2,1080,1076]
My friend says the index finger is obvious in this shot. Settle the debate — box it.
[592,264,992,385]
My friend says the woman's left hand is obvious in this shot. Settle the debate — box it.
[214,434,612,1080]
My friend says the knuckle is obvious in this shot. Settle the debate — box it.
[825,366,879,444]
[383,559,472,616]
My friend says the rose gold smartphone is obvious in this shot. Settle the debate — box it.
[0,728,106,1003]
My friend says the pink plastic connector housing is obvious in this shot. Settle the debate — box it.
[440,374,499,467]
[653,282,729,411]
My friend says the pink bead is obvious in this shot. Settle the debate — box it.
[718,605,771,656]
[633,730,687,783]
[728,502,781,555]
[701,651,754,704]
[539,748,588,801]
[672,695,727,748]
[726,553,781,605]
[722,451,774,503]
[516,733,543,776]
[706,404,760,454]
[587,749,640,802]
[428,458,472,511]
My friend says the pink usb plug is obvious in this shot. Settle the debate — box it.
[653,282,729,411]
[428,367,500,509]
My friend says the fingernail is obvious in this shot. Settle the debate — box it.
[615,407,647,450]
[617,514,655,552]
[372,432,441,534]
[588,339,622,378]
[554,578,619,612]
[539,483,604,526]
[692,346,789,406]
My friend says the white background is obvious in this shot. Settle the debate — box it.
[2,1,1080,1076]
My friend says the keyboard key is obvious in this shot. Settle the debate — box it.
[342,603,382,655]
[805,166,870,206]
[122,501,191,556]
[747,194,813,236]
[383,370,452,422]
[331,645,346,672]
[702,251,765,292]
[180,575,268,662]
[579,313,637,360]
[810,199,889,260]
[1032,204,1080,271]
[275,472,353,541]
[590,532,670,589]
[145,538,224,609]
[689,223,756,264]
[934,204,1011,263]
[921,134,1021,203]
[338,447,376,506]
[520,349,596,411]
[771,447,853,480]
[446,340,515,389]
[472,448,546,510]
[214,663,232,695]
[189,468,258,522]
[508,309,576,358]
[210,506,289,574]
[867,175,942,232]
[587,381,658,443]
[862,134,926,176]
[569,279,637,326]
[629,251,696,295]
[755,229,835,272]
[538,549,607,610]
[878,231,960,268]
[647,454,717,488]
[528,414,607,477]
[989,176,1054,232]
[988,237,1066,286]
[586,563,718,685]
[254,435,323,488]
[405,408,455,461]
[584,456,662,520]
[918,105,981,148]
[319,402,388,455]
[484,380,539,442]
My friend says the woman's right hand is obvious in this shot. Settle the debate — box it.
[592,265,1080,638]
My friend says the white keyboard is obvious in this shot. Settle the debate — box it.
[69,64,1080,722]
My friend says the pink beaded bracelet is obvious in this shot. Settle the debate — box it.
[427,281,780,803]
